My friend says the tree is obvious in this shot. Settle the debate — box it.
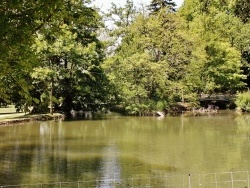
[0,0,64,101]
[103,7,199,114]
[148,0,176,13]
[202,42,245,93]
[0,0,114,114]
[180,1,246,94]
[234,23,250,88]
[32,0,111,114]
[106,0,137,28]
[234,0,250,23]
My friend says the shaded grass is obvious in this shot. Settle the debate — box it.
[0,105,64,124]
[0,104,16,114]
[0,105,26,120]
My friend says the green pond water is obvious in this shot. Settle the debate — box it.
[1,111,250,187]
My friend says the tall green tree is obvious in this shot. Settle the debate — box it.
[32,0,111,114]
[231,1,250,88]
[103,7,199,114]
[148,0,176,13]
[0,0,64,102]
[234,23,250,88]
[0,0,112,114]
[180,0,246,94]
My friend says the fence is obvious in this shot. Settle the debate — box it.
[1,171,250,188]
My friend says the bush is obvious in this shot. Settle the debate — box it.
[235,91,250,112]
[125,103,150,116]
[156,100,168,111]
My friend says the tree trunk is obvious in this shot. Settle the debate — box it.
[49,81,53,115]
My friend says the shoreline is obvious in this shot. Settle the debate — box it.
[0,113,65,126]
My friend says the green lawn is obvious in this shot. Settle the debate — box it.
[0,105,16,113]
[0,105,25,120]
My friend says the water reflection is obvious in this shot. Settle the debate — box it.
[99,143,121,187]
[235,115,250,135]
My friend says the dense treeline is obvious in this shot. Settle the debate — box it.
[102,0,250,114]
[0,0,112,115]
[0,0,250,115]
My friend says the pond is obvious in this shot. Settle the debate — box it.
[1,111,250,187]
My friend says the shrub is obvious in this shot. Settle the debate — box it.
[235,91,250,112]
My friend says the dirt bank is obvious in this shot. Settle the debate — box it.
[0,113,65,126]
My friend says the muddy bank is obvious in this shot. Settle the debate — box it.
[0,113,65,126]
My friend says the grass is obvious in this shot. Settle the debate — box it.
[0,105,64,124]
[0,104,16,113]
[0,105,25,120]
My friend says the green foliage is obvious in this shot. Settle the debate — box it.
[181,1,246,94]
[202,42,245,93]
[0,0,65,100]
[103,7,198,114]
[234,0,250,23]
[125,103,150,116]
[148,0,176,13]
[0,0,112,114]
[30,0,111,113]
[102,0,249,115]
[106,0,137,28]
[235,91,250,112]
[155,100,168,111]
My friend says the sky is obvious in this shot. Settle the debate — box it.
[92,0,185,11]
